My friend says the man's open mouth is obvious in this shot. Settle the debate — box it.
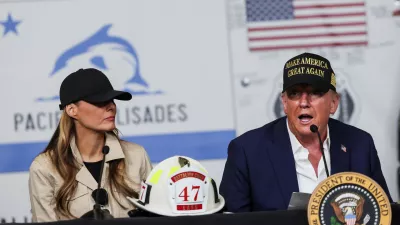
[298,114,313,123]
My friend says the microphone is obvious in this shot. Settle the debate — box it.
[310,125,330,178]
[81,146,114,220]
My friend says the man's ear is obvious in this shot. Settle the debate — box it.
[281,92,288,115]
[330,91,340,115]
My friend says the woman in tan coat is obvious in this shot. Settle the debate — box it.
[28,68,152,222]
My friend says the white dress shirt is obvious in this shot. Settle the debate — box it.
[287,119,331,194]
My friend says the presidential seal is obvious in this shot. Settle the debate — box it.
[308,172,391,225]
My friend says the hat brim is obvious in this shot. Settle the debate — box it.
[282,74,332,93]
[82,90,132,103]
[127,195,225,217]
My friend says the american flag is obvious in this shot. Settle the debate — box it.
[245,0,368,52]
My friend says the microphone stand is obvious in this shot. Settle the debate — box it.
[81,146,113,220]
[93,145,107,220]
[310,125,330,177]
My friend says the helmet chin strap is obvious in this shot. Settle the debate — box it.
[211,178,220,204]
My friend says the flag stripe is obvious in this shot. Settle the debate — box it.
[295,12,366,19]
[245,0,368,51]
[248,22,366,32]
[294,2,365,9]
[293,0,364,5]
[249,31,367,41]
[249,36,367,48]
[249,41,367,51]
[294,7,365,15]
[248,26,367,39]
[248,16,366,29]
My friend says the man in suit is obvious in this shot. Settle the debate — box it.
[219,52,393,212]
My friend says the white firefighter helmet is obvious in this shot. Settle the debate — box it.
[127,155,225,216]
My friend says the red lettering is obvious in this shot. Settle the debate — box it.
[192,185,200,201]
[179,187,189,201]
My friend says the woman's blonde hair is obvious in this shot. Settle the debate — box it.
[42,111,138,218]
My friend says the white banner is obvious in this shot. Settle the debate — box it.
[0,0,234,221]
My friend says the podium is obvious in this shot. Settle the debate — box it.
[8,204,400,225]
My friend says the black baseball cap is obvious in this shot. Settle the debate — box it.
[282,52,336,93]
[59,68,132,110]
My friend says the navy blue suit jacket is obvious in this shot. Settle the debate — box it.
[219,117,393,212]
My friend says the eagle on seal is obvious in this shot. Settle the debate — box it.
[330,193,365,225]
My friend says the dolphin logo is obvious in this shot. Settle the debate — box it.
[37,24,162,102]
[50,24,148,88]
